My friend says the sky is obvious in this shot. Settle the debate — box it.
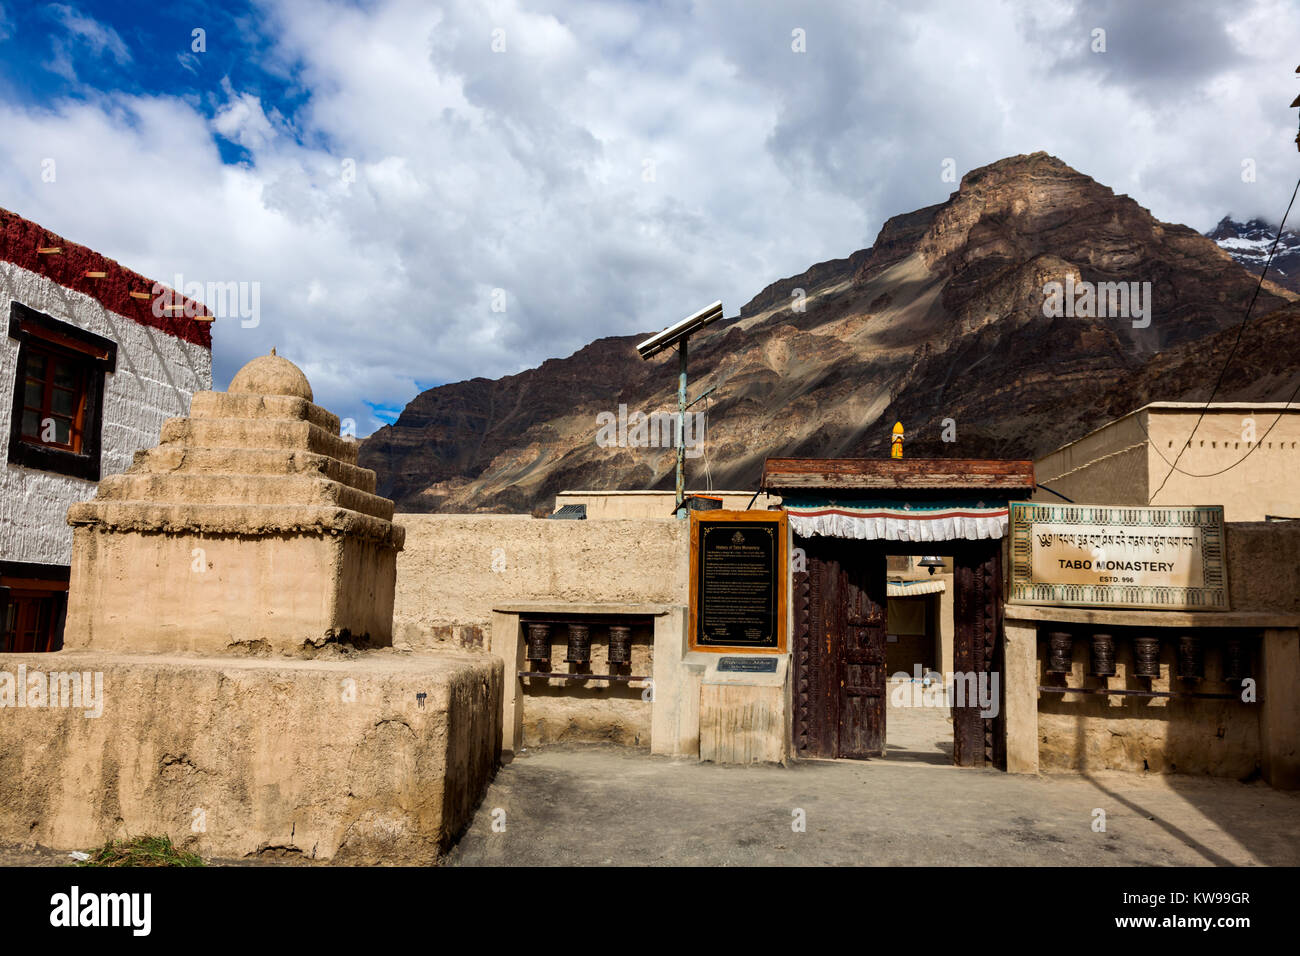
[0,0,1297,435]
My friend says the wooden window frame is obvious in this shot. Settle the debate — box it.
[0,561,70,653]
[7,301,115,481]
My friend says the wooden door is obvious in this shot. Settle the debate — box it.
[838,552,887,757]
[793,538,886,759]
[793,539,836,758]
[952,541,1004,768]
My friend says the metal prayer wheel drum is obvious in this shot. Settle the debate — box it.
[1177,634,1204,680]
[525,623,552,663]
[1222,636,1247,682]
[607,625,632,664]
[1133,635,1161,678]
[1089,633,1116,677]
[1046,631,1073,674]
[565,624,592,664]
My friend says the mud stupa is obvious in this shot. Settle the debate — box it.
[2,352,498,863]
[65,349,406,655]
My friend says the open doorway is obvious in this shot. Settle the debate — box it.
[884,555,954,764]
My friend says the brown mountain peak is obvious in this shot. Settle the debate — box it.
[360,154,1293,513]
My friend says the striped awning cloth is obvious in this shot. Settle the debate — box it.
[887,578,947,597]
[784,497,1011,542]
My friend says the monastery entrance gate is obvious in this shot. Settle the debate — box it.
[763,457,1037,768]
[792,537,1003,765]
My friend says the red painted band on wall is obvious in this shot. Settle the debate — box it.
[1,207,213,350]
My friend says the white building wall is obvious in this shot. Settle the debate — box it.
[0,261,212,565]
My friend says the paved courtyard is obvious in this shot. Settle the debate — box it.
[446,695,1300,867]
[4,694,1296,867]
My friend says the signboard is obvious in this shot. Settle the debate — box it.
[690,510,787,652]
[1009,503,1227,610]
[717,656,779,674]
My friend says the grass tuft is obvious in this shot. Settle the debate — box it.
[78,835,205,867]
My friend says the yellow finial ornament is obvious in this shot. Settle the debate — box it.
[891,421,904,459]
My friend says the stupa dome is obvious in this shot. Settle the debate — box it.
[228,348,313,401]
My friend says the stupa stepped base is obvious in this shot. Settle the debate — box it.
[0,649,502,864]
[65,517,401,655]
[159,417,359,463]
[130,446,377,493]
[92,472,395,519]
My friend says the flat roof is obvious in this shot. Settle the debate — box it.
[762,458,1035,493]
[556,490,759,496]
[1037,401,1300,462]
[1137,402,1300,411]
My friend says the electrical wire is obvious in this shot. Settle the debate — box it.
[1147,172,1300,496]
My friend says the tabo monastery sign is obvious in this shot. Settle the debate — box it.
[1009,503,1227,610]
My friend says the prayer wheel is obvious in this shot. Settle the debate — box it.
[1222,636,1247,682]
[1046,631,1073,674]
[608,625,632,664]
[1089,633,1116,677]
[525,622,552,663]
[565,624,591,664]
[1177,634,1204,680]
[1133,635,1161,678]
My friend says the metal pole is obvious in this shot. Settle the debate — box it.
[676,338,687,519]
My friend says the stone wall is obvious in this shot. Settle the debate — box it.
[0,261,211,565]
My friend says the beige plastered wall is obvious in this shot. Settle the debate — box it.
[1003,521,1300,787]
[1033,405,1300,522]
[1145,409,1300,520]
[552,490,781,520]
[397,515,691,750]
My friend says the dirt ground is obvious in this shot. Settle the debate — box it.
[5,695,1298,867]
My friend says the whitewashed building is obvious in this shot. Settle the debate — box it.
[0,207,213,651]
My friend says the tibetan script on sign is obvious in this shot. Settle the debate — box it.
[690,511,787,651]
[1009,503,1227,610]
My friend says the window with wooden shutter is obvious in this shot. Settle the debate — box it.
[0,563,70,652]
[6,301,116,480]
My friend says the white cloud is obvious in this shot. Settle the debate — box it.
[46,4,132,79]
[1,0,1297,435]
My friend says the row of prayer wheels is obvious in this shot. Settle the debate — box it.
[1045,631,1251,681]
[525,622,634,665]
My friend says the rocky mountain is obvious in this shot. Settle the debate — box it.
[1206,216,1300,293]
[360,152,1298,513]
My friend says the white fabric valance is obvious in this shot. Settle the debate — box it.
[785,500,1010,542]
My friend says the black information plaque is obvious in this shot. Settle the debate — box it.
[695,520,779,648]
[717,656,778,673]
